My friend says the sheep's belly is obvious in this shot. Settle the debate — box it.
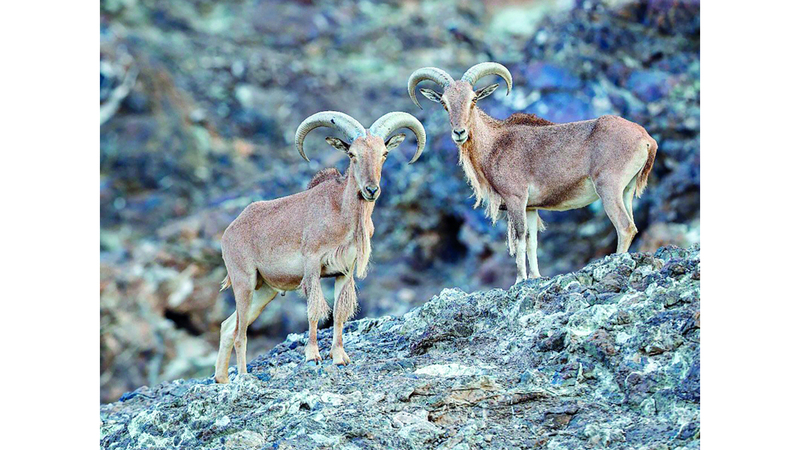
[529,178,599,212]
[257,254,304,292]
[254,243,357,292]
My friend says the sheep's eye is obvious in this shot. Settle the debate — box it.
[382,152,389,158]
[472,97,477,104]
[348,152,356,159]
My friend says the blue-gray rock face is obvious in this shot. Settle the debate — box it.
[101,245,700,449]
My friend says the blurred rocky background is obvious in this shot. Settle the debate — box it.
[100,0,699,403]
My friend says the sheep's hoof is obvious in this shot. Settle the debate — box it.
[214,374,230,384]
[305,345,322,364]
[331,346,351,366]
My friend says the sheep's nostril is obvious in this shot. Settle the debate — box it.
[365,185,379,196]
[454,128,466,137]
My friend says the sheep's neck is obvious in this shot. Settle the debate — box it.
[458,109,494,193]
[469,108,497,165]
[457,108,505,223]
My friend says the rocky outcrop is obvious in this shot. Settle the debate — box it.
[101,245,700,449]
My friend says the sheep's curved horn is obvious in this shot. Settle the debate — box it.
[369,112,427,164]
[294,111,366,162]
[461,62,513,96]
[407,67,455,109]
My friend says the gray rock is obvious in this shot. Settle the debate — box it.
[101,245,700,449]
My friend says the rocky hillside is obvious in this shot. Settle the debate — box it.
[101,245,700,449]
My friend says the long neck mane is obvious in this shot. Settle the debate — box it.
[341,167,374,278]
[459,108,504,223]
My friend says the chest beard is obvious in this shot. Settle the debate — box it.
[459,142,504,224]
[353,200,374,278]
[320,196,374,279]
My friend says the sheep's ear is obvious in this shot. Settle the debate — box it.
[419,88,442,103]
[475,83,499,101]
[325,137,350,153]
[385,133,406,151]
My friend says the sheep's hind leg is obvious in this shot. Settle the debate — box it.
[214,311,237,383]
[596,178,637,253]
[231,273,257,381]
[214,283,277,383]
[622,177,637,228]
[331,275,356,365]
[214,312,236,383]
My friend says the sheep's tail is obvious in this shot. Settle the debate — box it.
[635,136,658,198]
[219,274,231,292]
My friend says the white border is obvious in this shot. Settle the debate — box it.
[703,1,800,448]
[2,1,98,448]
[4,0,800,447]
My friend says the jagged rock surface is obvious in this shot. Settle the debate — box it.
[101,246,700,449]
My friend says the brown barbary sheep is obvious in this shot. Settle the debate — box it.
[214,111,426,383]
[408,62,657,284]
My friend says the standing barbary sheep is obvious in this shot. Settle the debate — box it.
[408,62,658,284]
[214,111,426,383]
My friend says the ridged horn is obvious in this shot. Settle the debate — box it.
[369,112,427,164]
[294,111,366,162]
[461,62,513,96]
[407,67,455,109]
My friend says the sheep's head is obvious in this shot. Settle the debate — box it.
[324,133,401,201]
[295,111,426,202]
[408,63,512,146]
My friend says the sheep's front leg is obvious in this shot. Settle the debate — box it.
[331,275,356,365]
[301,260,329,363]
[306,319,322,363]
[526,209,543,278]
